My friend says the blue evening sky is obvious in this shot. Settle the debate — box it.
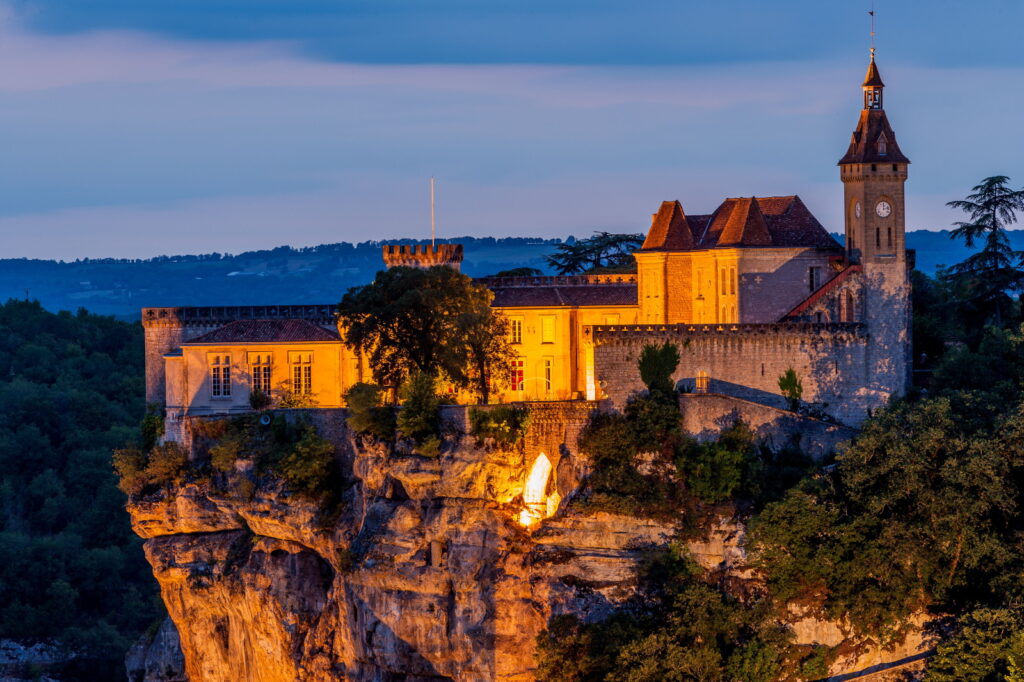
[1,1,1022,259]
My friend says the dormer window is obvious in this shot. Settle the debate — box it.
[877,134,888,156]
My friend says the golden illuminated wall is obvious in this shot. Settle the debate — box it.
[497,303,638,402]
[168,341,345,414]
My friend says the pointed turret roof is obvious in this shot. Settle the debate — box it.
[641,200,696,251]
[839,53,910,165]
[863,52,885,87]
[716,197,773,246]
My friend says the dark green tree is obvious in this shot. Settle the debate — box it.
[945,176,1024,327]
[545,232,644,275]
[338,266,512,399]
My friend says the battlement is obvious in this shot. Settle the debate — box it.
[586,321,866,343]
[382,243,464,270]
[477,274,637,288]
[142,305,337,328]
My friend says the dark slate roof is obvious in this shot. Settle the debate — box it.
[490,283,637,308]
[863,56,884,87]
[838,109,910,164]
[183,319,340,344]
[684,195,840,250]
[641,200,696,251]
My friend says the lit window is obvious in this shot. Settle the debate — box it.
[511,359,525,391]
[210,354,231,397]
[289,351,313,396]
[250,353,272,394]
[510,318,523,344]
[540,316,555,344]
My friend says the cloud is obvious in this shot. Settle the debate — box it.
[1,2,1022,260]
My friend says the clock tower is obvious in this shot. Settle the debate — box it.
[838,49,912,397]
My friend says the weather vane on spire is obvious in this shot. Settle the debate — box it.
[869,1,876,58]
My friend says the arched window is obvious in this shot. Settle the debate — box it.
[696,371,710,393]
[841,290,855,322]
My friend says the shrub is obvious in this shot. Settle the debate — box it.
[140,403,165,451]
[278,390,319,409]
[344,382,396,440]
[145,442,188,489]
[683,442,746,504]
[414,434,442,458]
[468,405,530,447]
[778,368,803,411]
[638,342,680,394]
[209,434,244,473]
[276,424,335,497]
[248,389,272,411]
[112,447,147,496]
[397,371,441,443]
[624,391,681,455]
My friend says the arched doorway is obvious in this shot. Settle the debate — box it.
[519,453,559,527]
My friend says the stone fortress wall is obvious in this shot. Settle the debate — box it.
[588,322,880,426]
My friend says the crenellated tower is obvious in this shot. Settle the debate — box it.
[382,243,464,271]
[838,49,912,398]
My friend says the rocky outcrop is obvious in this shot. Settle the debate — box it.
[126,407,930,681]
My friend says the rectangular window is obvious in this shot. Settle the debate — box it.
[808,267,820,292]
[887,227,893,247]
[543,358,553,392]
[876,228,881,248]
[729,267,736,295]
[210,354,231,397]
[540,315,555,344]
[249,353,272,394]
[510,318,523,344]
[288,351,313,396]
[720,268,727,293]
[511,359,525,391]
[696,269,704,296]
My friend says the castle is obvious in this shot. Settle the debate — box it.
[143,53,911,431]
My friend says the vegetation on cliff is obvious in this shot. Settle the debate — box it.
[0,300,162,678]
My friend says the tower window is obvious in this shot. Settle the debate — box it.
[871,164,877,172]
[876,228,881,248]
[887,227,893,247]
[729,267,736,295]
[892,164,898,172]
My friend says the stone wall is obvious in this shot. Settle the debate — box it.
[589,322,878,426]
[679,393,856,460]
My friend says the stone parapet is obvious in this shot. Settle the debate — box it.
[382,243,464,270]
[477,274,637,287]
[142,304,337,328]
[587,321,865,343]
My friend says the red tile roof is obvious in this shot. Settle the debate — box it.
[641,200,696,251]
[183,319,340,344]
[655,195,840,250]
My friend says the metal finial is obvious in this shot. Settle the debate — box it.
[869,1,876,55]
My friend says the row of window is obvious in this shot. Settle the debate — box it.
[208,353,314,399]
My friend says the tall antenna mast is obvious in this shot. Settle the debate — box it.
[430,177,436,247]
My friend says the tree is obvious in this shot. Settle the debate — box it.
[338,266,512,399]
[777,368,803,412]
[945,176,1024,327]
[545,232,644,275]
[638,342,680,396]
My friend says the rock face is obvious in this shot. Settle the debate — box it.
[125,617,186,682]
[126,406,929,681]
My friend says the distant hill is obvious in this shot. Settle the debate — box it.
[2,230,1019,319]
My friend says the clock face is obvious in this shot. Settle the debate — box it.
[875,201,892,218]
[854,202,862,219]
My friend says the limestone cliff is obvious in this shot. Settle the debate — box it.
[126,406,928,681]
